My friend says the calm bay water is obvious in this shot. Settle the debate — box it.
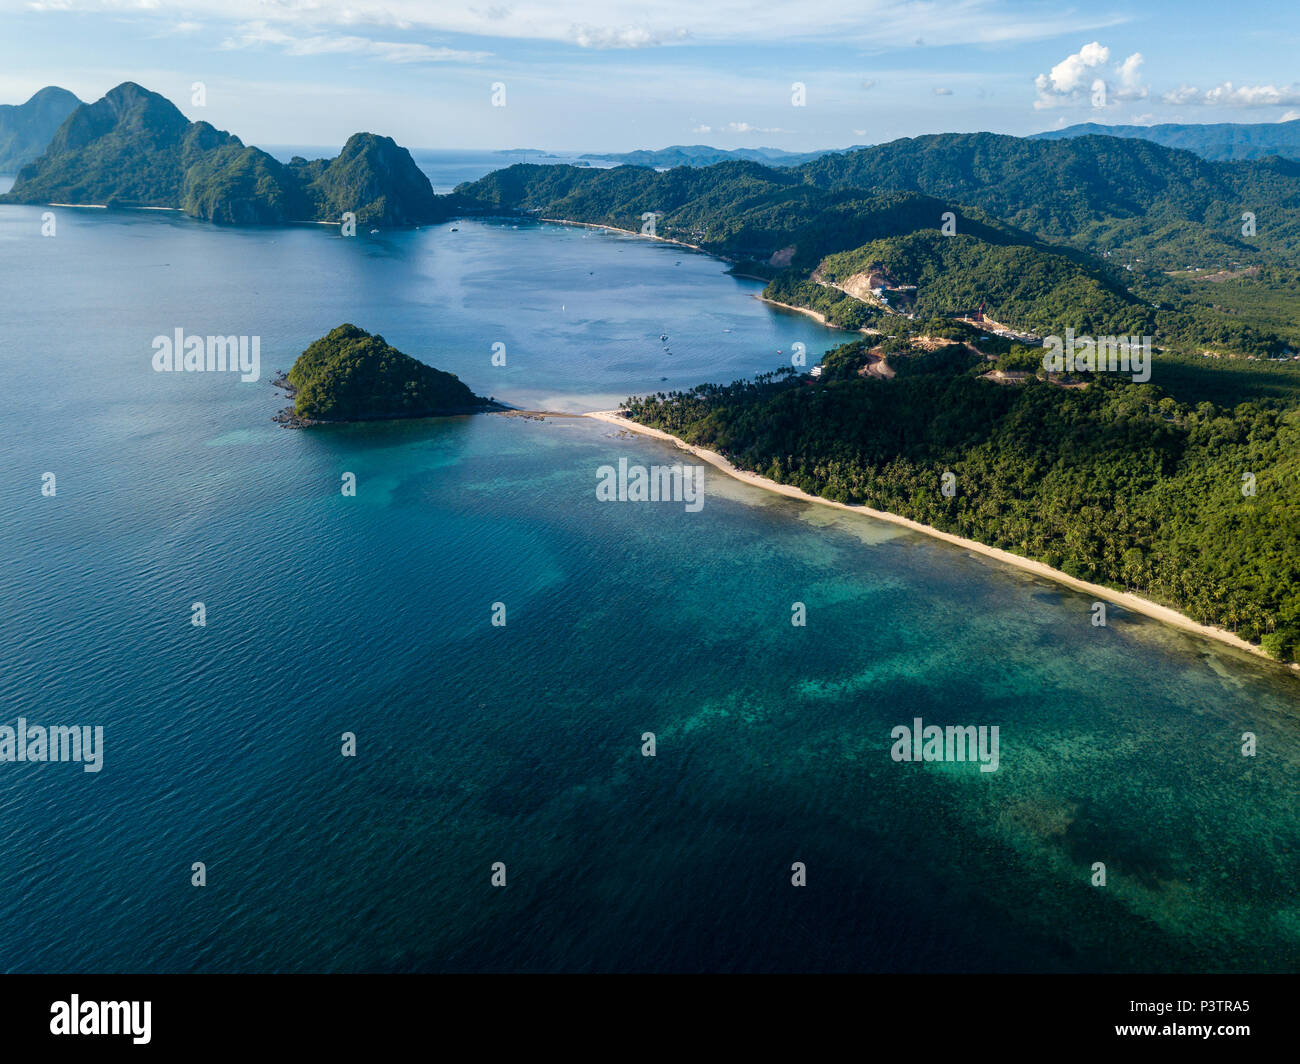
[1,190,1297,972]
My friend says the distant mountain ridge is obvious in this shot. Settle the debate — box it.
[0,86,81,173]
[1033,119,1300,162]
[0,82,443,226]
[581,144,860,168]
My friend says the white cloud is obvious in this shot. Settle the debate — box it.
[693,120,787,134]
[1161,81,1300,107]
[1281,110,1300,122]
[1033,42,1145,109]
[689,120,786,134]
[1115,52,1143,93]
[146,19,203,38]
[1162,84,1200,105]
[933,86,953,95]
[220,21,490,63]
[861,79,876,90]
[571,24,689,48]
[1041,40,1109,94]
[7,0,1131,50]
[1204,83,1300,106]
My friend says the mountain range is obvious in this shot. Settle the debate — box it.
[7,82,1300,263]
[1,82,443,225]
[1034,118,1300,162]
[793,132,1300,267]
[457,131,1300,271]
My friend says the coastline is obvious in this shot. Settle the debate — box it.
[757,295,876,334]
[12,191,1285,668]
[269,372,506,427]
[44,202,181,211]
[538,217,709,254]
[584,409,1294,672]
[532,216,877,334]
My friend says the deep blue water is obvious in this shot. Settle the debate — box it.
[1,192,1297,972]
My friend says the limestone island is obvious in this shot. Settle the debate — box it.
[274,324,499,426]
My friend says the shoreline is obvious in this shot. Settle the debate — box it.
[537,217,709,255]
[43,202,181,211]
[757,295,876,334]
[532,216,877,336]
[584,409,1295,673]
[269,373,508,427]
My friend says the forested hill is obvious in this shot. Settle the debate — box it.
[793,133,1300,267]
[817,231,1149,335]
[0,86,81,173]
[287,324,487,421]
[0,82,444,226]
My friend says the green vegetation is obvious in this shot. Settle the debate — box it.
[179,139,306,225]
[2,83,443,226]
[763,274,882,331]
[459,133,1300,270]
[287,133,441,227]
[459,161,1028,268]
[288,324,486,421]
[1147,266,1300,348]
[819,231,1148,334]
[623,352,1300,662]
[795,132,1300,269]
[1136,350,1300,408]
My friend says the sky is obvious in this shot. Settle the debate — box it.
[1,0,1298,153]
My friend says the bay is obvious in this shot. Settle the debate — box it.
[1,186,1296,972]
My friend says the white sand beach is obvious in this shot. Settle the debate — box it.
[584,409,1292,670]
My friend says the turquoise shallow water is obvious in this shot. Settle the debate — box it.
[0,197,1297,972]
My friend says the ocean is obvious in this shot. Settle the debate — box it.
[1,176,1297,972]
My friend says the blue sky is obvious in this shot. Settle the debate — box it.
[2,0,1298,152]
